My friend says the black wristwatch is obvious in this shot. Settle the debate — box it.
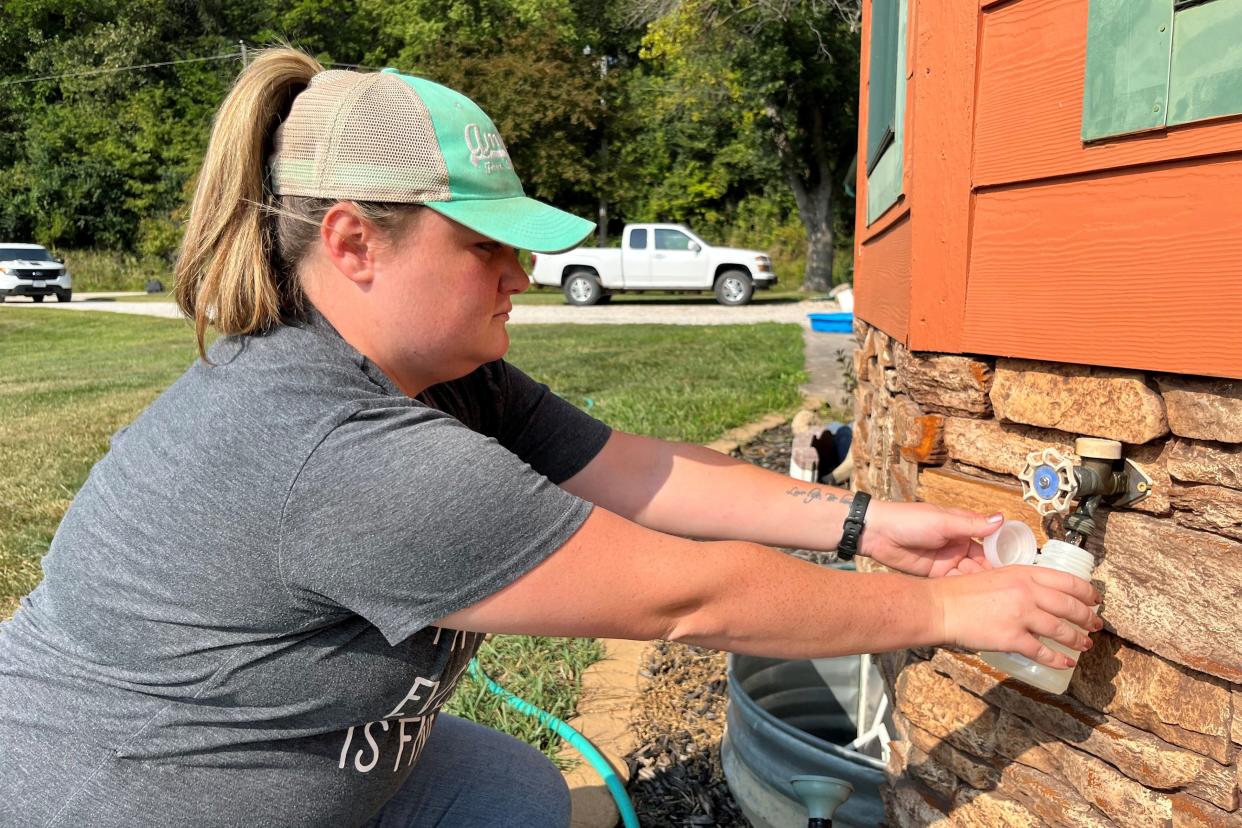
[836,491,871,562]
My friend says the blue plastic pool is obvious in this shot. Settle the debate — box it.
[808,312,854,333]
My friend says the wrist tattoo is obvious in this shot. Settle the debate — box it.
[784,485,854,506]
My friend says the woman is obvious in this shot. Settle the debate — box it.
[0,49,1100,827]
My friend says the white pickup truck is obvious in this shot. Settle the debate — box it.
[529,223,775,306]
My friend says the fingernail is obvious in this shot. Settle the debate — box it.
[987,513,1004,524]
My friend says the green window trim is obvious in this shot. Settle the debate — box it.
[866,0,900,173]
[865,0,907,225]
[1083,0,1242,142]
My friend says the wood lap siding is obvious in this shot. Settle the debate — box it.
[973,0,1242,188]
[856,214,913,343]
[962,156,1242,378]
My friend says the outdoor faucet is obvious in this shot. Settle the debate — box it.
[1018,437,1153,545]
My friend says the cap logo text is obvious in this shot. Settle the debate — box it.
[464,123,511,173]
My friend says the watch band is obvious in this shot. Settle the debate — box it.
[836,491,871,562]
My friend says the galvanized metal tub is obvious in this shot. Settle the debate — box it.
[722,654,887,828]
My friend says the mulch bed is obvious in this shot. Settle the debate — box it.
[623,421,839,826]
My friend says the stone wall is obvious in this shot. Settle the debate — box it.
[852,319,1242,826]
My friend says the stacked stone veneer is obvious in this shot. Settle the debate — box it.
[851,320,1242,827]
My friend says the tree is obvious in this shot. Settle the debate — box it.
[0,0,243,250]
[367,0,610,220]
[631,0,860,290]
[0,0,386,253]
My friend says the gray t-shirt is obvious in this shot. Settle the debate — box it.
[0,312,610,827]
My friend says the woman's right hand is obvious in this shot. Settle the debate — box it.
[930,566,1103,669]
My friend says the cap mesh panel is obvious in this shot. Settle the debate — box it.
[270,70,450,203]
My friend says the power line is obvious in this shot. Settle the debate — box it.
[0,50,392,87]
[0,52,241,86]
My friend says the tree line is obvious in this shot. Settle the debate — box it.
[0,0,860,290]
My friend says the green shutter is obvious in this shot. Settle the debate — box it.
[866,0,907,224]
[1168,0,1242,126]
[866,0,900,172]
[1083,0,1242,141]
[1082,0,1173,142]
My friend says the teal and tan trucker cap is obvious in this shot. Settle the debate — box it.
[269,68,594,254]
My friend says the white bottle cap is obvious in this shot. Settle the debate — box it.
[982,520,1038,567]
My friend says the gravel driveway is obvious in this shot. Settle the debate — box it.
[0,297,186,319]
[508,299,840,326]
[1,293,843,327]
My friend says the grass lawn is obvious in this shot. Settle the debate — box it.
[0,308,805,762]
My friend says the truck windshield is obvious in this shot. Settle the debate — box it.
[0,247,54,262]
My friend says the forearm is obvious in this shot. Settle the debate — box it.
[670,540,942,658]
[438,506,1095,671]
[564,430,853,550]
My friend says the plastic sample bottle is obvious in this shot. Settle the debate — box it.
[979,533,1097,695]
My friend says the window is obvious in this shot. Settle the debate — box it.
[864,0,908,225]
[629,228,648,249]
[1083,0,1242,141]
[0,247,54,261]
[866,0,900,173]
[654,229,692,251]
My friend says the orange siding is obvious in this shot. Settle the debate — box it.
[973,0,1242,188]
[961,155,1242,379]
[856,214,913,342]
[905,0,978,352]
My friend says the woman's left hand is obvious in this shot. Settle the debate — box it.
[858,500,1004,577]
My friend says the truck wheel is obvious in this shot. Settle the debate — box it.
[32,295,44,303]
[564,271,602,306]
[714,269,754,306]
[57,290,72,303]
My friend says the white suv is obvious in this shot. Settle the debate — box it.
[0,244,72,303]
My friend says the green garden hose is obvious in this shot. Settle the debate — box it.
[467,658,640,828]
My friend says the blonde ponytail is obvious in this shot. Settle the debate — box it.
[175,48,322,357]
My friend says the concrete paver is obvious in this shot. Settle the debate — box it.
[802,329,856,411]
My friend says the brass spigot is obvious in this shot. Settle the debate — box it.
[1018,438,1153,544]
